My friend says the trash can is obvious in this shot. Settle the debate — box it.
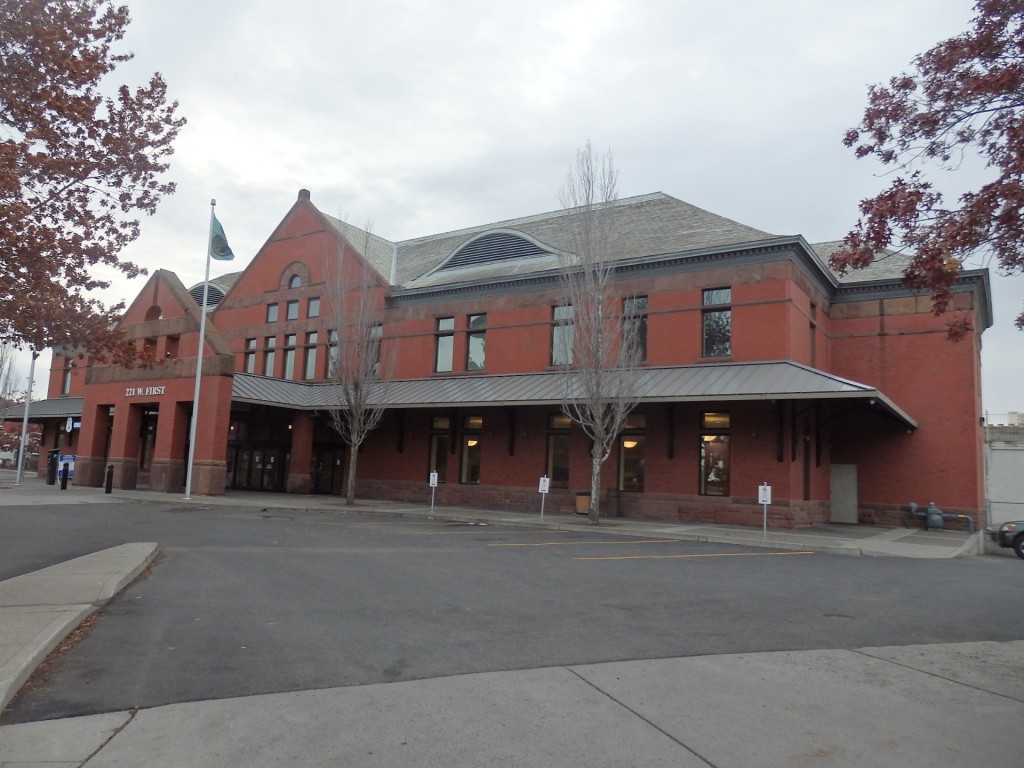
[575,492,591,515]
[606,487,619,518]
[46,450,59,485]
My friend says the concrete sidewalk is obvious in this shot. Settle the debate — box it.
[3,640,1022,767]
[0,471,985,559]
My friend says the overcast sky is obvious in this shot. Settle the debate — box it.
[12,0,1024,417]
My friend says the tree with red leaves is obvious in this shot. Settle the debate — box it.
[0,0,185,360]
[832,0,1024,337]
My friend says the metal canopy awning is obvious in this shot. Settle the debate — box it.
[232,361,917,429]
[0,397,84,422]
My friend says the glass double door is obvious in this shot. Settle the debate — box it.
[232,446,286,491]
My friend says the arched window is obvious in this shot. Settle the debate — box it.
[288,275,301,289]
[144,305,162,321]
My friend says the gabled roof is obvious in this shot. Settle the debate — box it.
[230,361,916,429]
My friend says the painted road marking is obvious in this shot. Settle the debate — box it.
[573,550,816,561]
[490,539,677,547]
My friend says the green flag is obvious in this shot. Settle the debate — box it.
[210,213,235,261]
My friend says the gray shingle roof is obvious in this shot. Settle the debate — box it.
[393,193,778,289]
[809,241,912,283]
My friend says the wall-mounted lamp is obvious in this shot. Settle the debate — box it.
[623,439,638,449]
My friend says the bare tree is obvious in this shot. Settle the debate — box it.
[324,219,393,505]
[0,343,25,404]
[557,142,643,524]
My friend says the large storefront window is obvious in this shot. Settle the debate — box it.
[700,412,731,496]
[546,414,572,488]
[429,416,450,482]
[619,413,646,491]
[461,415,482,483]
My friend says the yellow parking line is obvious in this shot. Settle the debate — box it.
[490,539,677,548]
[573,550,816,561]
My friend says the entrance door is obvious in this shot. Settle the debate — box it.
[314,447,344,494]
[830,464,858,524]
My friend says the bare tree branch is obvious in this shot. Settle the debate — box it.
[557,142,642,524]
[323,218,393,505]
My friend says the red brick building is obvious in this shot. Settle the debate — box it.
[9,189,992,528]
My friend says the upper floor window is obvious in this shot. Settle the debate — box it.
[288,275,301,289]
[286,300,300,321]
[552,305,574,366]
[467,314,486,371]
[263,336,277,377]
[327,329,340,378]
[244,338,257,374]
[308,297,320,319]
[267,303,279,323]
[304,332,318,380]
[61,361,73,394]
[624,296,648,362]
[283,334,297,379]
[435,317,455,373]
[702,288,732,358]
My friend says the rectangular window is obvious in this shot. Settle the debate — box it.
[429,416,451,482]
[308,297,320,319]
[304,332,318,380]
[267,303,279,323]
[700,412,731,496]
[552,305,574,366]
[466,314,486,371]
[286,300,299,321]
[624,296,648,362]
[546,414,572,489]
[244,338,257,374]
[283,334,297,379]
[369,324,383,369]
[61,362,73,395]
[435,317,455,372]
[327,330,339,378]
[702,288,732,358]
[620,413,646,492]
[461,438,482,483]
[263,336,276,377]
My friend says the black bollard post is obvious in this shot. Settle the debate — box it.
[105,464,114,494]
[60,462,70,490]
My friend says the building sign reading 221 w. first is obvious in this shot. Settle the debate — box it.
[125,386,166,397]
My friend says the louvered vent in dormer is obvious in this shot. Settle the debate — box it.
[442,232,548,271]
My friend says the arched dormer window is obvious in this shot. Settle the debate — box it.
[439,231,551,272]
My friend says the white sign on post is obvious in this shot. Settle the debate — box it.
[758,482,771,539]
[538,476,550,494]
[429,471,438,488]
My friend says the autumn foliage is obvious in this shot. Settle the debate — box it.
[0,0,184,360]
[832,0,1024,336]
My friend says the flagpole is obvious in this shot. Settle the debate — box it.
[13,350,37,486]
[184,200,216,500]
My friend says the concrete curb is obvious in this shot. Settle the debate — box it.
[0,543,159,713]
